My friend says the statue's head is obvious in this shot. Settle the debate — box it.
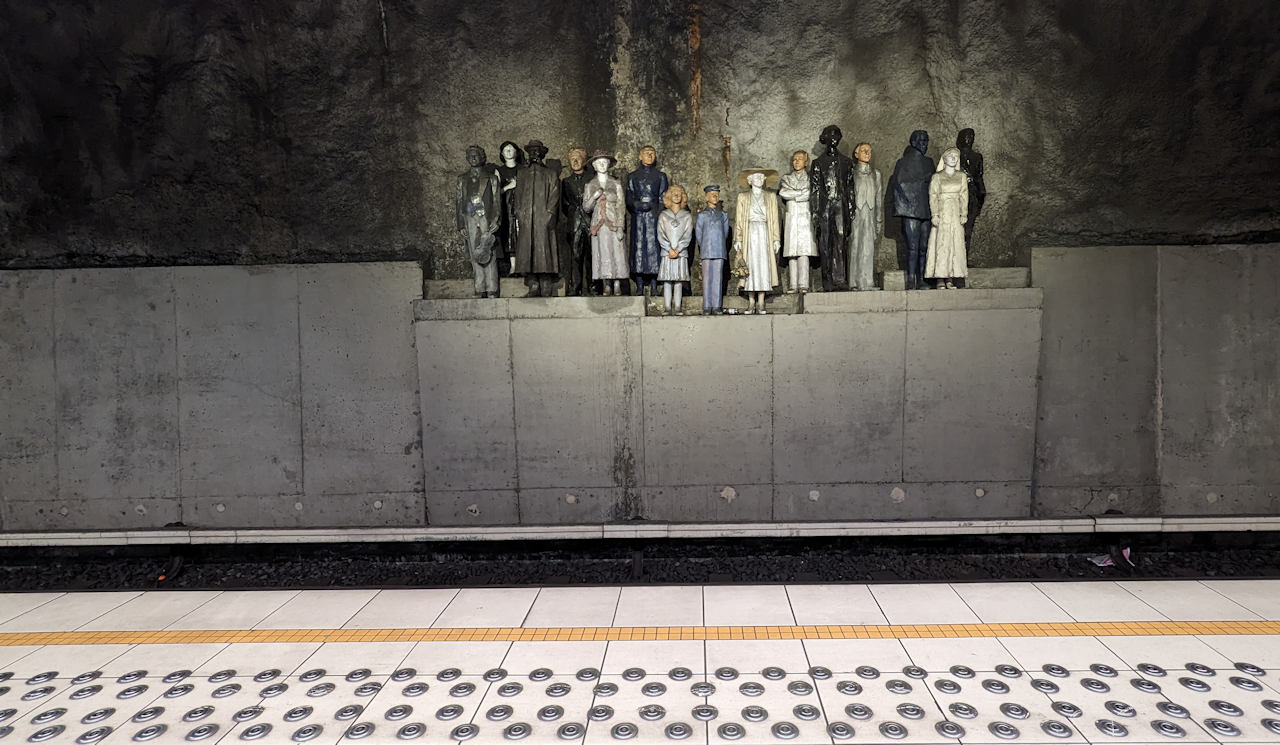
[499,140,524,166]
[956,128,975,149]
[704,184,721,207]
[854,142,872,164]
[819,125,843,147]
[791,150,809,171]
[567,147,587,173]
[639,145,657,166]
[466,145,486,168]
[663,184,688,211]
[909,130,929,155]
[524,140,549,164]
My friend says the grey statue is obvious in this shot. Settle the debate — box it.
[456,145,503,298]
[808,125,854,291]
[956,128,986,264]
[511,139,561,297]
[890,130,935,290]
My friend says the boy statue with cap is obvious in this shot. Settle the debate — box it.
[695,184,730,315]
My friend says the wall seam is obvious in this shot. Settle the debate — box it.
[171,268,183,520]
[296,266,306,502]
[1153,248,1164,509]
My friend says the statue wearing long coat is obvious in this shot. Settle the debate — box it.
[808,149,855,290]
[625,164,669,275]
[512,161,561,275]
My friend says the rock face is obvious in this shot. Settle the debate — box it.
[1,0,1277,276]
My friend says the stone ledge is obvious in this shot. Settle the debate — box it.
[883,267,1031,290]
[413,296,645,320]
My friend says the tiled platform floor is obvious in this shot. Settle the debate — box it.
[1,580,1279,744]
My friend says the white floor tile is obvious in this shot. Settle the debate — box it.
[785,583,888,625]
[1096,634,1234,669]
[432,587,540,628]
[951,582,1073,623]
[1194,634,1280,669]
[800,638,912,672]
[500,640,608,673]
[1117,580,1262,621]
[704,639,808,673]
[869,583,981,624]
[602,640,705,674]
[166,589,299,629]
[900,636,1019,672]
[997,635,1128,672]
[255,588,379,629]
[341,588,458,628]
[612,586,703,627]
[1199,579,1280,619]
[0,591,141,632]
[0,592,62,625]
[399,640,512,674]
[298,640,415,674]
[522,586,620,627]
[0,645,39,669]
[4,643,133,676]
[96,642,227,675]
[1033,581,1166,621]
[193,641,323,676]
[702,584,795,626]
[77,590,221,631]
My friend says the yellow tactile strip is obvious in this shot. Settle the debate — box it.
[2,621,1279,646]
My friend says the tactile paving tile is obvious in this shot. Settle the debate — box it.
[4,657,1280,744]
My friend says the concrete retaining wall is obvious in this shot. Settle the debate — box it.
[0,263,423,530]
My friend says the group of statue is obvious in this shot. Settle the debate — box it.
[456,126,985,311]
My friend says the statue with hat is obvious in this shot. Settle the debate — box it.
[456,145,504,298]
[559,147,594,296]
[695,184,730,315]
[778,149,817,294]
[809,125,854,291]
[582,150,628,296]
[733,167,781,314]
[512,139,561,296]
[625,145,670,297]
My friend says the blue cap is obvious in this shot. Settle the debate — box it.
[703,184,721,193]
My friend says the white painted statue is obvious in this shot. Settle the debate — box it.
[656,184,693,315]
[778,150,817,294]
[733,168,781,314]
[925,147,969,289]
[849,142,883,290]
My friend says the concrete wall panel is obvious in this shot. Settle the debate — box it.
[54,268,179,507]
[300,263,423,496]
[175,266,302,500]
[0,271,57,513]
[774,482,1030,520]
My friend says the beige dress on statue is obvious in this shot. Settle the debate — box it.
[925,170,969,278]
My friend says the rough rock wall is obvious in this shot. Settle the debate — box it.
[1,0,1276,276]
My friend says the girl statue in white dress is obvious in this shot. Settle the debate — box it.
[656,184,693,315]
[925,147,969,289]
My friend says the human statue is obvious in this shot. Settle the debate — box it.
[808,125,854,292]
[849,142,883,291]
[734,168,781,314]
[455,145,504,298]
[582,150,628,296]
[695,185,729,315]
[625,145,670,296]
[656,185,693,315]
[559,147,593,296]
[891,130,935,290]
[511,139,560,296]
[778,149,816,294]
[494,140,526,277]
[956,128,986,263]
[925,147,969,289]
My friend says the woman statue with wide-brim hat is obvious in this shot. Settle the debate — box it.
[733,167,781,314]
[583,150,629,296]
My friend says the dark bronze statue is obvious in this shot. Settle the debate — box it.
[456,145,503,297]
[956,128,986,263]
[494,140,526,277]
[891,130,935,290]
[511,139,560,296]
[808,125,854,291]
[559,147,593,296]
[625,145,670,296]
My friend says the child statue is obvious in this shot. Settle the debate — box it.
[582,150,628,296]
[925,147,969,289]
[778,150,816,294]
[625,145,670,297]
[849,142,883,290]
[656,185,693,315]
[695,185,730,315]
[455,145,503,297]
[733,168,781,314]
